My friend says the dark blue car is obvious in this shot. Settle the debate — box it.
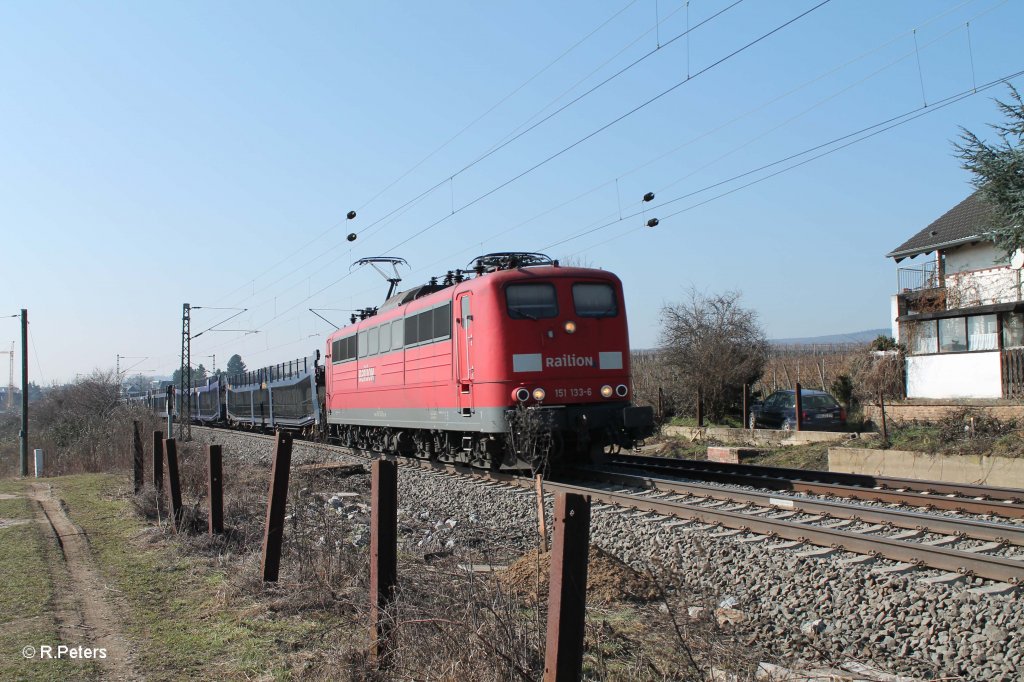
[749,389,846,431]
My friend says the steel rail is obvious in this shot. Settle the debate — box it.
[568,466,1024,546]
[535,479,1024,585]
[192,427,1024,583]
[605,453,1024,518]
[610,453,1024,500]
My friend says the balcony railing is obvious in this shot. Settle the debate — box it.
[897,261,940,293]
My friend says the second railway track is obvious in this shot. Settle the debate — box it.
[602,452,1024,518]
[192,426,1024,585]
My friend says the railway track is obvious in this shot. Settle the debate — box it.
[193,426,1024,585]
[601,452,1024,518]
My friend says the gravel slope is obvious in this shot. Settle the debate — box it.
[193,427,1022,680]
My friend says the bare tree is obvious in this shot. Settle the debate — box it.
[659,290,768,422]
[851,344,905,443]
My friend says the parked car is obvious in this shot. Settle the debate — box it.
[749,389,846,431]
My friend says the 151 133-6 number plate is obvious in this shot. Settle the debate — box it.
[553,387,593,399]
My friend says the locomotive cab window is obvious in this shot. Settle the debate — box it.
[506,283,558,319]
[367,327,379,356]
[332,335,357,364]
[391,319,404,350]
[358,330,368,358]
[572,283,617,318]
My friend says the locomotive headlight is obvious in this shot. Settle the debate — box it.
[532,387,546,402]
[564,321,577,334]
[600,385,614,398]
[513,387,530,402]
[615,384,629,397]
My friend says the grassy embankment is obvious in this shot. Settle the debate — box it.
[0,479,90,681]
[0,474,354,681]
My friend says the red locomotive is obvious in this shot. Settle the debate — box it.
[325,253,654,469]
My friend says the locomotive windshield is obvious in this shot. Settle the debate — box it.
[572,282,618,318]
[506,283,558,319]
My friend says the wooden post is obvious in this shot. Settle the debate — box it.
[794,382,803,432]
[370,458,398,668]
[132,420,144,494]
[261,431,293,582]
[535,474,548,552]
[657,386,664,421]
[152,430,164,493]
[696,386,704,427]
[163,437,184,531]
[207,444,223,535]
[543,492,591,682]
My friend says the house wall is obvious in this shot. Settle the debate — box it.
[890,295,900,341]
[906,352,1001,398]
[944,242,1000,273]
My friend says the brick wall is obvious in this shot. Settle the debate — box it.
[863,400,1024,424]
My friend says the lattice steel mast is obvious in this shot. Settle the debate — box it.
[180,303,191,440]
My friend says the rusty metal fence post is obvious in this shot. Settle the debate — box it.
[207,444,223,535]
[163,438,184,531]
[132,420,144,494]
[543,492,591,681]
[696,386,704,427]
[535,474,548,552]
[794,382,803,431]
[742,384,750,431]
[370,458,398,668]
[261,431,293,582]
[152,430,164,494]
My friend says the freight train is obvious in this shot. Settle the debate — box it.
[132,253,654,469]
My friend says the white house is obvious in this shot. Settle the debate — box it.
[888,191,1024,399]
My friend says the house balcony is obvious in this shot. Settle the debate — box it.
[897,261,941,294]
[897,263,1021,312]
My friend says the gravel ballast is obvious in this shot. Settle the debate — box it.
[193,428,1022,680]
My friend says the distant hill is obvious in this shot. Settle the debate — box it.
[770,328,890,346]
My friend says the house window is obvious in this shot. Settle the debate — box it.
[967,315,998,351]
[938,317,967,353]
[1003,312,1024,348]
[909,320,937,355]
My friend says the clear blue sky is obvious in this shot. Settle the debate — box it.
[4,0,1023,383]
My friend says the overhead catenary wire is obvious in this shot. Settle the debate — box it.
[379,0,834,256]
[208,0,741,315]
[546,68,1024,254]
[194,0,832,355]
[197,0,984,332]
[29,324,46,386]
[177,0,1001,371]
[351,0,748,251]
[334,0,999,296]
[210,0,642,308]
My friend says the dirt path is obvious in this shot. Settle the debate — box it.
[30,483,137,680]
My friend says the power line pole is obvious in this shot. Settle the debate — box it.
[180,303,191,441]
[20,309,28,477]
